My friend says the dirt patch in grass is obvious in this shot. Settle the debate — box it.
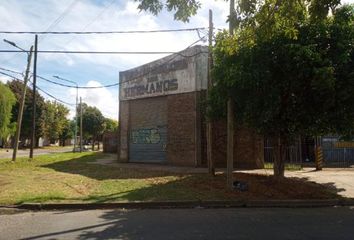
[183,173,340,200]
[0,178,11,187]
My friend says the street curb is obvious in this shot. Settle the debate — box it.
[1,199,354,211]
[245,199,344,208]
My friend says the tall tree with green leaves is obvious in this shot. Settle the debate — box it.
[59,119,74,146]
[41,100,70,144]
[0,82,16,144]
[7,80,45,146]
[134,0,201,22]
[78,103,106,150]
[210,1,354,177]
[104,118,118,132]
[135,0,353,178]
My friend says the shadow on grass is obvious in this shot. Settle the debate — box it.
[85,175,346,202]
[41,152,179,180]
[16,172,346,204]
[33,152,347,204]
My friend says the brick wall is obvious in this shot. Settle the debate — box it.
[118,101,129,162]
[212,120,264,169]
[103,131,118,153]
[119,92,200,166]
[119,92,263,168]
[130,96,167,129]
[167,92,198,166]
[129,96,167,162]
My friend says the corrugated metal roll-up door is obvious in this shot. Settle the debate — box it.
[129,97,167,163]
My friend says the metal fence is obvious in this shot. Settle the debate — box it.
[264,136,354,168]
[264,138,302,165]
[321,136,354,167]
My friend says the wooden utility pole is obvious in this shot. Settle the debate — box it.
[227,0,235,189]
[80,97,83,153]
[74,86,78,152]
[30,34,38,159]
[207,9,215,176]
[12,46,34,162]
[53,76,79,152]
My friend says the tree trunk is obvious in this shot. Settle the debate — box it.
[92,138,95,151]
[272,135,285,178]
[35,137,40,148]
[98,140,100,150]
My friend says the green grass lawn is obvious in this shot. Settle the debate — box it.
[264,162,302,171]
[0,152,339,205]
[0,152,229,205]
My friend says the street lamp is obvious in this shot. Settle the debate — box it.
[3,39,33,161]
[3,39,27,52]
[53,75,79,152]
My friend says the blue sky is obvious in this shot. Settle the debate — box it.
[0,0,353,120]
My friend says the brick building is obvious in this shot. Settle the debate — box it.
[118,45,264,168]
[103,131,118,153]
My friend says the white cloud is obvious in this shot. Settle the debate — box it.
[342,0,354,4]
[3,0,351,119]
[0,76,11,84]
[0,0,220,69]
[67,80,118,120]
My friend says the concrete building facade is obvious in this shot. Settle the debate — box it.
[118,45,264,168]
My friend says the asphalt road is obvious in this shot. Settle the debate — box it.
[0,146,73,159]
[1,207,354,240]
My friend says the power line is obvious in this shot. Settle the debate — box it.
[43,0,81,35]
[0,50,209,58]
[38,75,119,89]
[31,81,76,106]
[118,38,207,84]
[0,0,81,66]
[0,39,208,89]
[75,0,117,33]
[0,66,118,89]
[0,27,206,35]
[40,45,209,88]
[0,67,24,76]
[0,50,181,54]
[1,51,207,89]
[0,67,117,88]
[0,27,205,63]
[0,70,23,82]
[0,70,75,106]
[0,36,208,91]
[63,0,117,47]
[1,70,117,119]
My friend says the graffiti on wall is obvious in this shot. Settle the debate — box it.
[131,128,162,144]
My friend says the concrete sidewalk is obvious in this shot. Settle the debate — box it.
[91,154,208,174]
[94,155,354,198]
[239,168,354,198]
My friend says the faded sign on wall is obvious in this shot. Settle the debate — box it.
[123,78,179,99]
[119,46,209,101]
[120,57,200,100]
